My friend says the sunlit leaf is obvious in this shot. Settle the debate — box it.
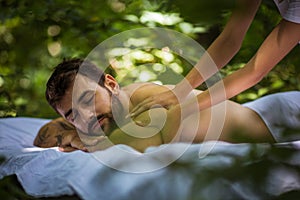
[271,79,285,89]
[138,70,157,82]
[258,88,269,97]
[14,97,28,106]
[140,11,182,26]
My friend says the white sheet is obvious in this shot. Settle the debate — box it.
[1,117,300,200]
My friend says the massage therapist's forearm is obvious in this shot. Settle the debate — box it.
[181,19,300,116]
[218,20,300,103]
[174,0,261,95]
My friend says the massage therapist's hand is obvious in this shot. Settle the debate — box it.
[129,89,180,119]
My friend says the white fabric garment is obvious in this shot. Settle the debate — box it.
[243,91,300,142]
[273,0,300,24]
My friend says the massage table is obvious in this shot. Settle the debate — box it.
[1,117,300,199]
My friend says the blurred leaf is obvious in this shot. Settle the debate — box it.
[271,79,285,90]
[258,88,269,97]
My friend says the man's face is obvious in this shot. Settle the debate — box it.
[56,74,119,136]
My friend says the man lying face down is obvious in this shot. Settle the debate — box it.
[35,58,277,152]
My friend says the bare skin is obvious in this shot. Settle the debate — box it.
[129,0,300,118]
[35,74,274,152]
[34,117,86,152]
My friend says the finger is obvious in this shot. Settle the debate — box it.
[58,146,78,152]
[129,101,153,117]
[70,137,88,152]
[60,130,77,147]
[130,102,162,118]
[134,120,148,127]
[129,98,154,115]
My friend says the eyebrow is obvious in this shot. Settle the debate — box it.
[77,90,94,104]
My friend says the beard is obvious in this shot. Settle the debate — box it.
[111,93,129,128]
[86,93,128,136]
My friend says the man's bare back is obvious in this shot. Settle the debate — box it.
[35,82,274,152]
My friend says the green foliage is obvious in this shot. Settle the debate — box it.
[0,2,299,198]
[0,0,299,118]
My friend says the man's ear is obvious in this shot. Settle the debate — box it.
[104,74,119,94]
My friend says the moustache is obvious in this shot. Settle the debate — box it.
[87,113,113,136]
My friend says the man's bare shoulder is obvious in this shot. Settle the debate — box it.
[122,82,154,93]
[124,82,171,105]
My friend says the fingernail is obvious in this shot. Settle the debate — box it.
[135,121,145,126]
[58,147,64,152]
[82,147,88,152]
[125,113,134,119]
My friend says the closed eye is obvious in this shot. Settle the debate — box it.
[78,90,95,106]
[84,94,94,105]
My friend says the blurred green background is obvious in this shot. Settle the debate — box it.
[1,1,300,199]
[0,0,299,119]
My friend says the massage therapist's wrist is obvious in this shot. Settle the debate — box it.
[173,79,193,101]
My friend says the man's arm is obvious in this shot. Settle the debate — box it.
[34,117,76,147]
[34,117,88,152]
[34,112,164,153]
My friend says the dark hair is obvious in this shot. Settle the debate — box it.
[46,58,106,111]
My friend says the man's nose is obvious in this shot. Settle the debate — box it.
[78,107,95,123]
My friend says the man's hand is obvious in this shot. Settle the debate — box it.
[58,133,111,152]
[34,117,87,152]
[56,130,88,152]
[129,89,179,119]
[34,117,112,152]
